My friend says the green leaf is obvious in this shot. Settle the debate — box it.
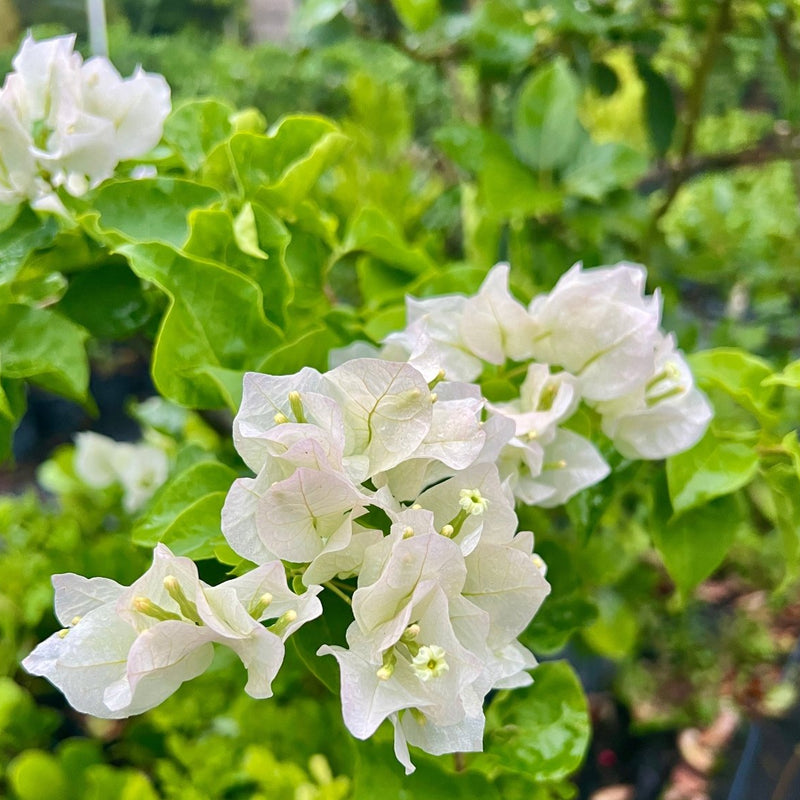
[689,348,776,422]
[523,592,598,654]
[763,359,800,389]
[635,58,676,156]
[183,205,292,327]
[581,589,638,660]
[0,207,58,287]
[120,242,283,409]
[563,140,648,201]
[651,495,740,597]
[666,429,760,515]
[0,304,89,403]
[86,177,222,249]
[164,98,235,172]
[0,377,26,461]
[205,117,348,210]
[352,739,499,798]
[484,661,589,782]
[391,0,441,32]
[58,262,153,339]
[478,148,563,219]
[765,465,800,575]
[132,460,237,559]
[513,59,582,171]
[344,207,435,275]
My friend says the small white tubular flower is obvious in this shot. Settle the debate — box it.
[23,545,321,718]
[410,644,449,680]
[415,462,518,553]
[596,333,712,459]
[459,263,538,363]
[74,431,118,489]
[383,295,483,383]
[490,363,580,439]
[528,262,661,402]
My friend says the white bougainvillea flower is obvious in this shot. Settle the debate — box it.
[0,97,37,204]
[499,428,609,507]
[323,359,434,479]
[319,586,484,752]
[23,546,321,718]
[490,363,580,439]
[383,295,483,383]
[459,263,538,364]
[528,262,661,402]
[596,333,712,459]
[232,368,328,472]
[80,59,170,159]
[0,33,171,206]
[73,432,169,512]
[414,462,518,554]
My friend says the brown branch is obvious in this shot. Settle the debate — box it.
[652,0,734,222]
[638,131,800,195]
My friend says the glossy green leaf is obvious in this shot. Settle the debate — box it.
[86,177,222,249]
[0,304,89,403]
[666,429,760,515]
[763,359,800,388]
[164,98,235,172]
[484,661,589,782]
[689,349,776,422]
[183,205,292,327]
[651,495,740,597]
[0,207,58,286]
[523,592,598,654]
[132,460,237,559]
[58,262,153,339]
[765,464,800,574]
[513,59,582,171]
[343,207,435,275]
[120,242,283,409]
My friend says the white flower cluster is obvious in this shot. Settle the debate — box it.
[23,545,322,717]
[0,34,170,212]
[380,262,712,506]
[74,431,169,512]
[23,262,710,773]
[223,360,550,771]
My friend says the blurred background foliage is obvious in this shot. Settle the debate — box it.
[2,1,800,798]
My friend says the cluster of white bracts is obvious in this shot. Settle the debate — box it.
[24,262,710,773]
[381,262,712,506]
[0,34,170,211]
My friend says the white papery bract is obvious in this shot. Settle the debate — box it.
[527,262,662,402]
[22,545,322,718]
[0,33,170,209]
[74,432,169,512]
[595,333,713,459]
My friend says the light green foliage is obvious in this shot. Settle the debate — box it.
[481,662,590,782]
[3,0,800,794]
